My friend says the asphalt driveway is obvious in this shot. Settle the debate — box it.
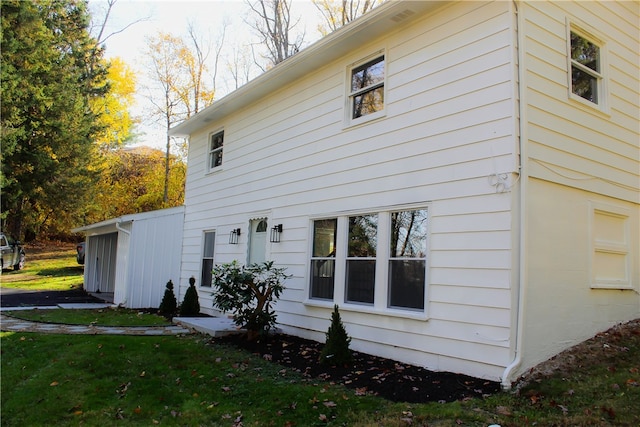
[0,287,104,308]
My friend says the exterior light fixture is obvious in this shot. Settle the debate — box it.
[270,224,283,243]
[229,228,241,244]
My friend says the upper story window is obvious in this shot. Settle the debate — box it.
[568,24,606,109]
[208,130,224,171]
[349,55,385,121]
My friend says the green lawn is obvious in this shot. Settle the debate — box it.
[0,243,84,291]
[1,244,639,426]
[3,307,171,327]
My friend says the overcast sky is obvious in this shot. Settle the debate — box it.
[89,0,324,150]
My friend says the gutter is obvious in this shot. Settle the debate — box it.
[502,0,528,390]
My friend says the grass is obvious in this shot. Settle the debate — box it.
[3,308,171,327]
[0,243,84,291]
[1,244,639,426]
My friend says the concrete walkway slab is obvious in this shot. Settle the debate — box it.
[57,303,113,309]
[174,316,244,337]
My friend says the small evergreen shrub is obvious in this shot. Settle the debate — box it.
[158,280,177,318]
[179,276,201,317]
[211,260,289,340]
[320,304,352,366]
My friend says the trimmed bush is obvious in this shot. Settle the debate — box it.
[158,280,177,318]
[179,277,201,317]
[320,304,352,366]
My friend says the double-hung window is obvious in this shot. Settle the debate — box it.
[310,219,337,300]
[349,55,385,121]
[309,208,428,312]
[345,215,377,304]
[568,24,605,107]
[200,231,216,287]
[208,131,224,170]
[388,210,428,310]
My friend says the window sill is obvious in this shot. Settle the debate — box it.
[303,298,429,321]
[568,93,611,117]
[343,110,386,130]
[205,166,224,176]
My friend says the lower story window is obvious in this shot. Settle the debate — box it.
[310,219,337,300]
[201,231,216,287]
[309,208,429,312]
[389,210,428,310]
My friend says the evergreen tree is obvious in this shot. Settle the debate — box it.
[1,0,109,239]
[320,305,352,365]
[158,280,177,318]
[179,277,200,317]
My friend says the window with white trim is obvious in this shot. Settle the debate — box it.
[309,208,428,312]
[349,54,385,121]
[200,231,216,287]
[568,25,604,106]
[310,219,337,300]
[208,131,224,171]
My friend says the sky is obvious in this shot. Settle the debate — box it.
[89,0,325,150]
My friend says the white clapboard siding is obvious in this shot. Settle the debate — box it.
[522,0,640,203]
[179,0,517,379]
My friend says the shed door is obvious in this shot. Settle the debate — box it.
[87,233,117,293]
[248,219,267,265]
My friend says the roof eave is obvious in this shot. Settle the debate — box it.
[169,0,448,137]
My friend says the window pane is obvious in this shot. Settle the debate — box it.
[346,260,375,304]
[348,215,377,256]
[351,57,384,92]
[201,259,213,287]
[571,32,599,72]
[210,149,223,168]
[353,86,384,118]
[211,132,224,149]
[572,66,598,103]
[390,210,428,257]
[313,219,337,257]
[203,232,215,258]
[389,260,425,309]
[310,259,335,299]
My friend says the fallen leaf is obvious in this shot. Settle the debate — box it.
[222,386,231,392]
[318,414,327,422]
[496,405,512,416]
[50,381,59,387]
[322,401,337,408]
[139,371,145,377]
[134,406,142,414]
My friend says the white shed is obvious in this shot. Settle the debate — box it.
[72,206,185,309]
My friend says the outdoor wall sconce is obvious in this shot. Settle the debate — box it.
[229,228,241,244]
[270,224,283,243]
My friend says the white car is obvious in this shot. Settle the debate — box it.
[0,232,25,272]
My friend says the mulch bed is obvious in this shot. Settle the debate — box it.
[215,333,501,403]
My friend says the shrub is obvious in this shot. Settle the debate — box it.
[158,280,177,318]
[320,304,352,366]
[179,277,201,317]
[211,260,289,340]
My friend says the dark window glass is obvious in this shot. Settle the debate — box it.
[346,215,377,304]
[209,131,224,169]
[389,210,427,310]
[350,56,384,119]
[310,219,337,300]
[570,32,600,104]
[201,231,215,287]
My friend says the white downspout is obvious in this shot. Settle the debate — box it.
[502,0,528,390]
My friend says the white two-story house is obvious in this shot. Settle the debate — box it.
[170,0,639,387]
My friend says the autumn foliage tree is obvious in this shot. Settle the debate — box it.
[312,0,383,35]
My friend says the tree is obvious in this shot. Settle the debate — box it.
[144,29,219,204]
[312,0,383,35]
[246,0,304,69]
[82,146,186,223]
[1,0,109,240]
[92,57,137,149]
[320,305,352,365]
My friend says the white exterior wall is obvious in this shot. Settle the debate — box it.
[180,1,518,380]
[125,207,185,308]
[79,207,185,309]
[517,0,640,377]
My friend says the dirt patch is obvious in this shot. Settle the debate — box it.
[513,318,640,391]
[215,333,501,403]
